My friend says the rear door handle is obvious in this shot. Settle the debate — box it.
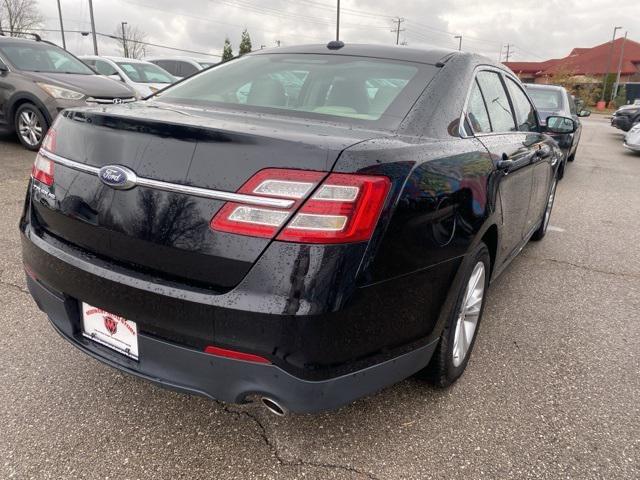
[497,152,516,172]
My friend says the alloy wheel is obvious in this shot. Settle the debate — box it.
[18,110,43,147]
[452,261,485,367]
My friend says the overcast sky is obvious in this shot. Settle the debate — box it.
[38,0,640,63]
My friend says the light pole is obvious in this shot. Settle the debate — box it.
[336,0,340,42]
[600,26,622,103]
[455,35,462,51]
[121,21,128,58]
[56,0,66,50]
[612,31,628,103]
[88,0,98,55]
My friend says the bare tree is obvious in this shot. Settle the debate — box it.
[0,0,43,36]
[113,24,149,59]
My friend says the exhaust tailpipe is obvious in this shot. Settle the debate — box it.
[261,397,287,416]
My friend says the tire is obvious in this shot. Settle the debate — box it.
[567,153,575,162]
[420,242,491,387]
[557,156,566,180]
[14,103,48,151]
[531,176,558,241]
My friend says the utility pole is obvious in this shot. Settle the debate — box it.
[504,44,513,62]
[56,0,66,50]
[121,21,128,58]
[454,35,462,51]
[600,26,622,102]
[612,31,628,102]
[336,0,340,42]
[391,17,405,46]
[88,0,98,55]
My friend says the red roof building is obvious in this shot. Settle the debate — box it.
[505,37,640,84]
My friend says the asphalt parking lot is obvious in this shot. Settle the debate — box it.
[1,115,638,479]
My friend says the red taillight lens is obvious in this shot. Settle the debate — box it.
[204,345,271,364]
[210,169,391,244]
[31,152,54,186]
[31,127,56,187]
[277,173,391,244]
[210,169,325,238]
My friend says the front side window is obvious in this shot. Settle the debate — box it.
[0,44,94,74]
[505,77,538,132]
[476,71,516,133]
[466,79,492,134]
[156,53,436,127]
[116,62,174,83]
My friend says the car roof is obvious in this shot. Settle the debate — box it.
[525,83,566,92]
[146,56,210,63]
[0,36,55,47]
[250,43,458,65]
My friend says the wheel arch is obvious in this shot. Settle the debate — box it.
[6,93,52,132]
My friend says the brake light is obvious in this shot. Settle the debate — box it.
[210,169,325,238]
[210,169,391,244]
[277,173,391,243]
[31,128,56,187]
[31,152,54,186]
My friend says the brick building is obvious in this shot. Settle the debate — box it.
[504,37,640,85]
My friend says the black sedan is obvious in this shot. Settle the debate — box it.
[525,84,590,179]
[20,42,575,414]
[611,100,640,132]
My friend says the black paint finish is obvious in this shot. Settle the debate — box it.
[21,45,563,410]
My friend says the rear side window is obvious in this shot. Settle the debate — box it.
[505,77,538,132]
[466,79,492,133]
[476,71,516,133]
[568,95,577,115]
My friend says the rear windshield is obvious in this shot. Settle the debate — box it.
[0,44,94,74]
[527,87,565,111]
[155,53,437,128]
[116,62,174,83]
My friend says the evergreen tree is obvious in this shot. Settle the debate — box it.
[239,29,252,55]
[222,37,234,62]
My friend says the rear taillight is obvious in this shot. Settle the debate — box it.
[31,152,54,186]
[31,127,56,187]
[210,169,391,244]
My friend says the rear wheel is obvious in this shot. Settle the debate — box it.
[531,176,557,241]
[15,103,48,151]
[421,243,490,387]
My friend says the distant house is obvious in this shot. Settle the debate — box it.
[504,38,640,85]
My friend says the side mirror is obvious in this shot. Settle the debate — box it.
[546,115,577,134]
[0,61,8,73]
[577,109,591,117]
[108,73,123,82]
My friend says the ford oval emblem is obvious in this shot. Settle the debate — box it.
[98,165,137,190]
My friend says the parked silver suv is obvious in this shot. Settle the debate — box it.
[0,36,136,150]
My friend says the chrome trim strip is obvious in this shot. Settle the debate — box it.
[39,150,296,209]
[40,149,100,175]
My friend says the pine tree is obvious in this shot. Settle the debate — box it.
[239,29,252,55]
[222,37,234,62]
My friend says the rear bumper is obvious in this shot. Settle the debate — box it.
[27,274,438,413]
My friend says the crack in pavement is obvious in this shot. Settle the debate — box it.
[217,401,380,480]
[0,278,29,295]
[521,255,640,280]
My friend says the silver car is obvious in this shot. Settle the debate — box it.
[624,123,640,152]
